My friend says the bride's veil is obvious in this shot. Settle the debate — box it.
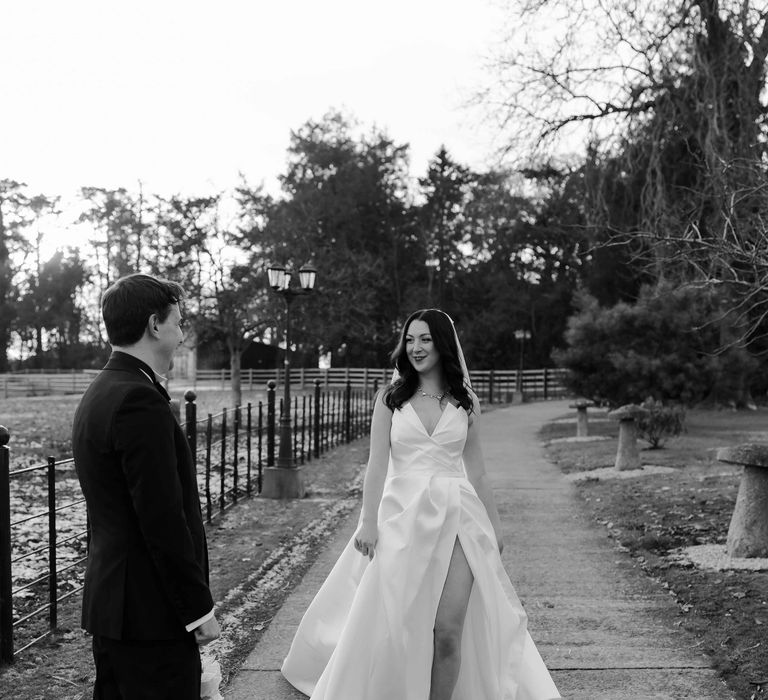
[447,314,472,391]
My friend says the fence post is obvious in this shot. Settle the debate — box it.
[47,456,58,633]
[488,370,495,405]
[314,379,322,458]
[204,415,213,523]
[267,380,276,467]
[300,395,307,464]
[219,408,228,512]
[184,391,197,458]
[543,368,549,400]
[345,380,352,444]
[246,403,252,496]
[257,402,264,493]
[0,426,13,663]
[233,407,240,503]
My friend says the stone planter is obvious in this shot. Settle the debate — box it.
[569,398,595,437]
[608,404,648,471]
[717,443,768,558]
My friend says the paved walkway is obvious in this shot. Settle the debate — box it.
[226,400,733,699]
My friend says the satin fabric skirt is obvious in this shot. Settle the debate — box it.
[281,470,561,699]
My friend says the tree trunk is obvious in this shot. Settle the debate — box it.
[229,339,243,408]
[703,353,756,409]
[0,206,12,372]
[57,338,69,369]
[35,325,43,368]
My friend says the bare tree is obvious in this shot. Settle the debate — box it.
[481,0,768,251]
[482,1,768,404]
[0,180,35,370]
[158,194,269,406]
[25,195,62,364]
[78,187,146,293]
[482,1,767,159]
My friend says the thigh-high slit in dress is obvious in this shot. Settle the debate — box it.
[281,402,561,700]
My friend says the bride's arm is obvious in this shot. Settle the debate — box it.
[354,391,392,559]
[463,395,505,554]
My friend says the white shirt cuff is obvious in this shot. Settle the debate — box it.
[186,608,215,633]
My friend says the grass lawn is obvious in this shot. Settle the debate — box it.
[0,387,295,466]
[541,408,768,700]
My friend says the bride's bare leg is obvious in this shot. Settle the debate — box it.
[429,537,474,700]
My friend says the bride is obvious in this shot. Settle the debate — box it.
[282,308,561,699]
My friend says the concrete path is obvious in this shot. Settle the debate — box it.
[226,400,733,700]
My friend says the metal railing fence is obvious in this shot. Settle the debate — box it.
[0,380,375,663]
[184,379,375,524]
[0,447,88,662]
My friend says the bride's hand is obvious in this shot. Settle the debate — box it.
[353,520,378,560]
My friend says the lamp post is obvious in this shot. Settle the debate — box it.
[514,329,531,398]
[425,257,439,306]
[262,262,317,499]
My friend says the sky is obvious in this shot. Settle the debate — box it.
[1,0,507,219]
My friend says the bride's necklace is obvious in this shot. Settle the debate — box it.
[418,386,446,402]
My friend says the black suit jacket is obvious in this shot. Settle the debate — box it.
[72,351,213,640]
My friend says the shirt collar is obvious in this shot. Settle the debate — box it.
[106,351,171,401]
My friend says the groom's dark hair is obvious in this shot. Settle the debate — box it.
[102,273,184,347]
[384,308,473,413]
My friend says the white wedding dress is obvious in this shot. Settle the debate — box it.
[282,401,561,699]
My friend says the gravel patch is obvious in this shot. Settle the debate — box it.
[563,464,676,482]
[546,435,612,444]
[668,543,768,571]
[550,417,611,424]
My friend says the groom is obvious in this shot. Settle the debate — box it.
[73,273,219,699]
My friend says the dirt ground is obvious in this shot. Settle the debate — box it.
[541,409,768,700]
[0,435,368,700]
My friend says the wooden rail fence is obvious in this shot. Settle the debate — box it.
[193,367,569,402]
[0,367,570,402]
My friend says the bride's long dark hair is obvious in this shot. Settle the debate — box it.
[383,309,473,412]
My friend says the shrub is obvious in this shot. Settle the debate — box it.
[552,282,738,406]
[636,397,686,449]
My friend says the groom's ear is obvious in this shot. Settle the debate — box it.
[147,313,161,339]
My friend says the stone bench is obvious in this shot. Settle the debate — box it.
[608,404,648,471]
[717,444,768,558]
[569,398,595,437]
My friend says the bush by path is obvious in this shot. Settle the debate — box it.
[541,409,768,700]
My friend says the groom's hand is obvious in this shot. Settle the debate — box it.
[194,615,221,645]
